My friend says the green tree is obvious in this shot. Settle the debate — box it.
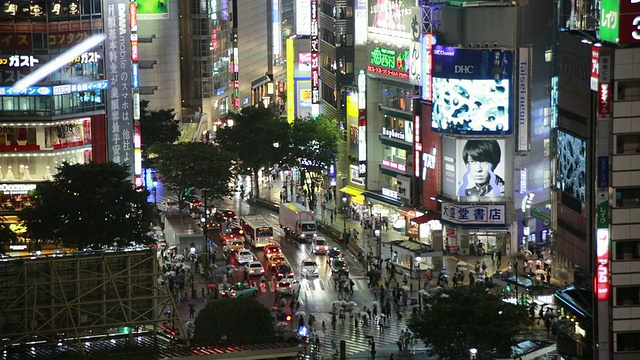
[215,105,289,199]
[284,115,341,209]
[193,297,275,342]
[138,100,180,166]
[408,286,530,359]
[150,142,235,210]
[20,162,154,250]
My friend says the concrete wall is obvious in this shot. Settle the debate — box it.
[237,0,270,107]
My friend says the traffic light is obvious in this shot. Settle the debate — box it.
[285,314,292,322]
[121,326,131,334]
[505,284,512,292]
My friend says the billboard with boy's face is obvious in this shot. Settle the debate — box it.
[442,137,507,200]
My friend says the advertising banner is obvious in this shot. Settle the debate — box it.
[599,0,640,44]
[517,47,530,152]
[104,0,134,173]
[355,0,368,44]
[441,203,507,225]
[368,45,410,80]
[455,139,506,198]
[431,47,513,134]
[442,137,457,197]
[137,0,170,20]
[409,41,421,86]
[598,55,612,119]
[595,228,610,301]
[556,130,586,203]
[590,46,599,91]
[421,33,434,102]
[368,0,421,40]
[296,0,311,36]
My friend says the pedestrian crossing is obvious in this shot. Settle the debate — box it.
[299,276,370,293]
[306,309,418,359]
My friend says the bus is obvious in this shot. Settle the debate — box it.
[241,215,275,248]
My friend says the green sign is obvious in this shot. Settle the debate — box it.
[370,46,409,71]
[137,0,170,20]
[599,0,620,43]
[597,200,609,228]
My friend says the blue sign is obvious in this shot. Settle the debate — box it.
[132,64,140,89]
[432,47,513,80]
[297,325,308,337]
[598,156,609,188]
[0,86,52,96]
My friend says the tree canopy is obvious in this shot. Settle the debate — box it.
[150,142,235,209]
[138,100,180,166]
[193,297,275,342]
[284,115,341,208]
[407,286,530,359]
[20,162,154,249]
[214,105,289,198]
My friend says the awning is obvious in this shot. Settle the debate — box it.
[411,212,440,224]
[362,191,404,207]
[339,186,365,205]
[251,74,272,89]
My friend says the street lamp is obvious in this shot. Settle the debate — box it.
[415,256,422,309]
[374,229,382,269]
[152,180,158,206]
[341,196,348,235]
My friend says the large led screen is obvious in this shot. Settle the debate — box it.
[556,130,586,202]
[432,78,510,133]
[442,137,507,199]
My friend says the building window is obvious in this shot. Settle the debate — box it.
[382,146,407,167]
[543,106,552,127]
[616,134,640,154]
[544,138,551,157]
[617,332,640,351]
[544,49,553,62]
[617,80,640,101]
[616,287,640,306]
[615,188,640,208]
[381,85,414,112]
[544,168,551,188]
[615,240,640,260]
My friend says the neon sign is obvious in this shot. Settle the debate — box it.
[595,228,610,301]
[369,46,409,71]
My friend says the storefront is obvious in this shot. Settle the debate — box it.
[362,190,407,232]
[554,286,593,359]
[440,202,511,255]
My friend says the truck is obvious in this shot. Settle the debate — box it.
[278,202,317,242]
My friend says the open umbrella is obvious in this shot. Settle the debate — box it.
[467,269,476,274]
[545,259,552,264]
[456,261,466,266]
[534,269,546,275]
[168,245,177,250]
[153,226,162,231]
[371,300,379,307]
[174,254,185,261]
[295,310,306,317]
[401,285,410,292]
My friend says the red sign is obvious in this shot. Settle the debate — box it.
[590,46,599,91]
[129,3,138,32]
[414,115,421,178]
[595,228,610,301]
[131,34,139,62]
[366,65,410,79]
[619,0,640,13]
[619,13,640,44]
[598,82,611,116]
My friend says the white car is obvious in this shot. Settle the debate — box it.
[276,278,301,295]
[300,259,319,278]
[312,237,329,254]
[245,261,265,276]
[156,200,179,212]
[235,249,254,264]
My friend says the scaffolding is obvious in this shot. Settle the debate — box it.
[0,250,182,357]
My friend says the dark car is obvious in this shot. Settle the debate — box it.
[214,209,237,222]
[326,247,343,265]
[276,264,294,281]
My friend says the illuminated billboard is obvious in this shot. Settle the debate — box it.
[367,45,410,80]
[137,0,170,20]
[368,0,421,40]
[595,228,610,301]
[599,0,640,44]
[442,137,507,200]
[296,0,311,36]
[556,130,586,202]
[431,47,513,134]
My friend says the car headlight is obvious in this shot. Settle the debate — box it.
[300,234,305,238]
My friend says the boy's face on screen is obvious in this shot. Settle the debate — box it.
[466,156,492,185]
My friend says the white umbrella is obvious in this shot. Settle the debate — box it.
[534,269,546,275]
[402,285,410,292]
[153,226,162,231]
[295,310,306,317]
[456,261,466,266]
[174,254,185,261]
[345,301,357,308]
[332,300,343,307]
[467,269,476,274]
[371,300,379,306]
[545,259,552,264]
[168,245,177,250]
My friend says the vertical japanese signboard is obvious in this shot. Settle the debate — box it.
[104,0,134,175]
[598,54,612,119]
[310,0,319,117]
[421,33,434,102]
[357,70,367,176]
[517,47,530,152]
